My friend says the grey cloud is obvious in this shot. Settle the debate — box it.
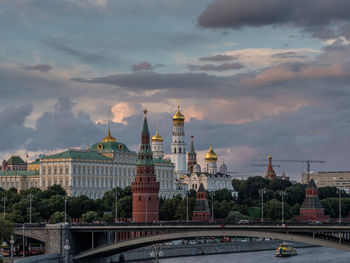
[199,54,238,62]
[44,39,110,64]
[132,61,152,72]
[189,62,244,71]
[198,0,350,39]
[22,64,52,73]
[271,52,306,59]
[71,71,230,91]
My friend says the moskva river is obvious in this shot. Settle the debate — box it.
[160,247,350,263]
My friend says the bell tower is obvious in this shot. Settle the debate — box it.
[171,103,186,178]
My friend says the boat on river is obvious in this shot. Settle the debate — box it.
[275,242,297,257]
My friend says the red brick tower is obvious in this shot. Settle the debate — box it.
[192,183,211,221]
[131,110,160,223]
[295,179,329,222]
[187,136,197,173]
[265,154,276,179]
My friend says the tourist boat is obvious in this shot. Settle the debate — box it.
[275,242,297,257]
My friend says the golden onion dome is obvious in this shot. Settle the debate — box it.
[102,129,116,143]
[172,105,185,121]
[152,130,163,142]
[179,175,185,180]
[205,144,217,162]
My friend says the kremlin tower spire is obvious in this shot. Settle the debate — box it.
[131,110,160,223]
[265,153,276,179]
[171,102,186,178]
[187,136,197,173]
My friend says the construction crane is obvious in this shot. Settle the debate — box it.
[271,159,325,183]
[250,164,281,168]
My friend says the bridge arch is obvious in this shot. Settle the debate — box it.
[74,229,350,261]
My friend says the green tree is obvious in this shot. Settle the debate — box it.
[175,197,195,220]
[0,218,13,242]
[43,185,66,198]
[318,186,338,200]
[265,199,292,221]
[268,179,292,192]
[226,210,248,222]
[238,176,268,205]
[284,184,306,206]
[116,196,132,219]
[82,211,100,222]
[159,195,182,220]
[103,213,115,223]
[214,189,234,202]
[290,203,300,216]
[68,195,95,218]
[49,211,71,223]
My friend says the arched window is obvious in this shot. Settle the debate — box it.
[174,148,176,153]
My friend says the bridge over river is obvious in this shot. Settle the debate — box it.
[13,222,350,262]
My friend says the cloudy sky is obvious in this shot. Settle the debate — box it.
[2,0,350,180]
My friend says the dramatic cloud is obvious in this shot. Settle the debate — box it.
[198,0,350,39]
[22,64,52,73]
[189,62,243,71]
[271,52,307,59]
[199,54,238,62]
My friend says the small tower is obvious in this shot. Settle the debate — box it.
[265,154,276,179]
[152,123,164,159]
[171,103,186,178]
[192,183,211,221]
[219,158,227,174]
[131,110,160,223]
[296,179,329,222]
[187,136,197,173]
[205,143,217,174]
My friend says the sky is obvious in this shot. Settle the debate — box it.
[2,0,350,180]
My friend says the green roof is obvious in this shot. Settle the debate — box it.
[42,150,111,161]
[154,158,173,164]
[0,170,38,176]
[90,141,131,153]
[29,159,40,165]
[7,156,26,165]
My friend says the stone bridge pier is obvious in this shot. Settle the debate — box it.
[14,224,72,256]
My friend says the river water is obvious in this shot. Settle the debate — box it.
[160,247,350,263]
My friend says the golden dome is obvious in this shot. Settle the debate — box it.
[152,127,163,142]
[205,144,217,162]
[102,129,116,143]
[179,175,185,180]
[172,105,185,121]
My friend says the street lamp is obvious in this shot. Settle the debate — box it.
[64,196,67,223]
[115,189,119,222]
[63,239,70,263]
[10,234,14,263]
[260,188,266,223]
[280,191,284,224]
[186,191,189,222]
[27,194,33,224]
[338,188,342,224]
[2,197,7,220]
[210,192,215,222]
[22,224,25,258]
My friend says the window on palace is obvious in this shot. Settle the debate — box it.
[73,166,76,175]
[65,167,69,174]
[59,167,63,175]
[66,180,68,186]
[82,166,86,174]
[53,167,57,174]
[42,168,46,175]
[87,167,90,175]
[92,167,95,175]
[48,167,52,175]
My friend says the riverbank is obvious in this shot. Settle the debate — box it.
[110,240,316,263]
